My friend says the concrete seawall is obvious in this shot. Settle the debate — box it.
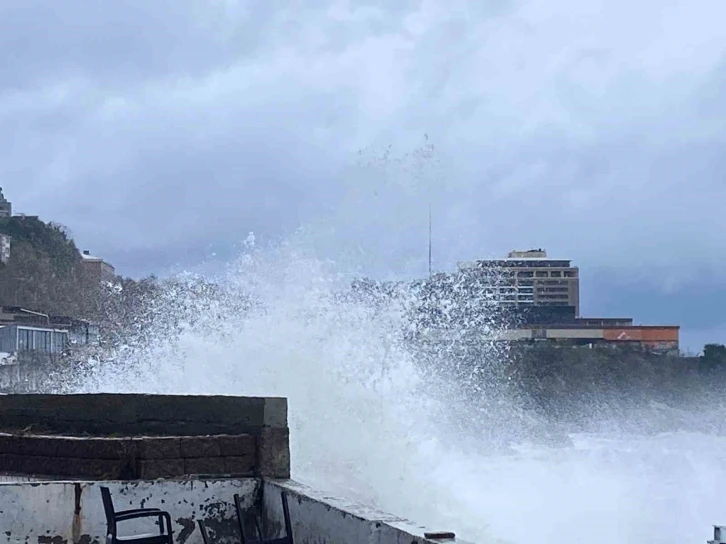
[0,478,466,544]
[0,478,259,543]
[0,394,469,544]
[0,393,287,436]
[0,394,290,479]
[264,480,465,544]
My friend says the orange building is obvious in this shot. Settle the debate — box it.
[602,326,679,352]
[500,324,680,354]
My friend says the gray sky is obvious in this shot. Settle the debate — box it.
[1,0,725,350]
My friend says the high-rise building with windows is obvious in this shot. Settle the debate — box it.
[457,249,580,316]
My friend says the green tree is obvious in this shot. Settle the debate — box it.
[700,343,726,375]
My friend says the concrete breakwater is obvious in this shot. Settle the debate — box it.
[0,393,465,544]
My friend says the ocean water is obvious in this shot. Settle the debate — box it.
[79,243,723,544]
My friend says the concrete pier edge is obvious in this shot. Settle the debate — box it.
[0,394,473,543]
[265,479,471,544]
[0,477,471,544]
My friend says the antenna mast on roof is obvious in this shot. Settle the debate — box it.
[428,202,432,279]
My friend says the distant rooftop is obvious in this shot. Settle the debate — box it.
[458,249,573,269]
[81,250,102,261]
[508,249,547,259]
[80,250,115,275]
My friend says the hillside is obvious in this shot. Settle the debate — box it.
[0,216,221,347]
[0,216,161,333]
[0,216,91,316]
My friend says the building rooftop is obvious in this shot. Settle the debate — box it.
[81,250,103,261]
[457,249,574,268]
[508,249,548,258]
[458,258,573,269]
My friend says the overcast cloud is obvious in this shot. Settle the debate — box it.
[1,0,725,349]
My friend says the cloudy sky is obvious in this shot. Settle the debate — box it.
[1,0,725,350]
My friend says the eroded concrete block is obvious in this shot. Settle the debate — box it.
[257,427,290,479]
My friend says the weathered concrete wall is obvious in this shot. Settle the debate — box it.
[262,480,466,544]
[0,394,286,436]
[0,478,258,544]
[0,360,47,394]
[0,433,263,479]
[0,394,468,543]
[0,479,468,544]
[0,394,290,479]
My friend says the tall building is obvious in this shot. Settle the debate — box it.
[80,250,116,283]
[458,249,580,316]
[0,234,10,264]
[0,187,11,218]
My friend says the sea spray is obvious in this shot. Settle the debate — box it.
[54,235,726,544]
[59,141,726,543]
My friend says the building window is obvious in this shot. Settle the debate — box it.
[551,271,562,277]
[540,294,570,300]
[536,271,548,278]
[52,333,67,353]
[538,287,569,293]
[542,280,567,286]
[40,331,51,352]
[18,329,30,351]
